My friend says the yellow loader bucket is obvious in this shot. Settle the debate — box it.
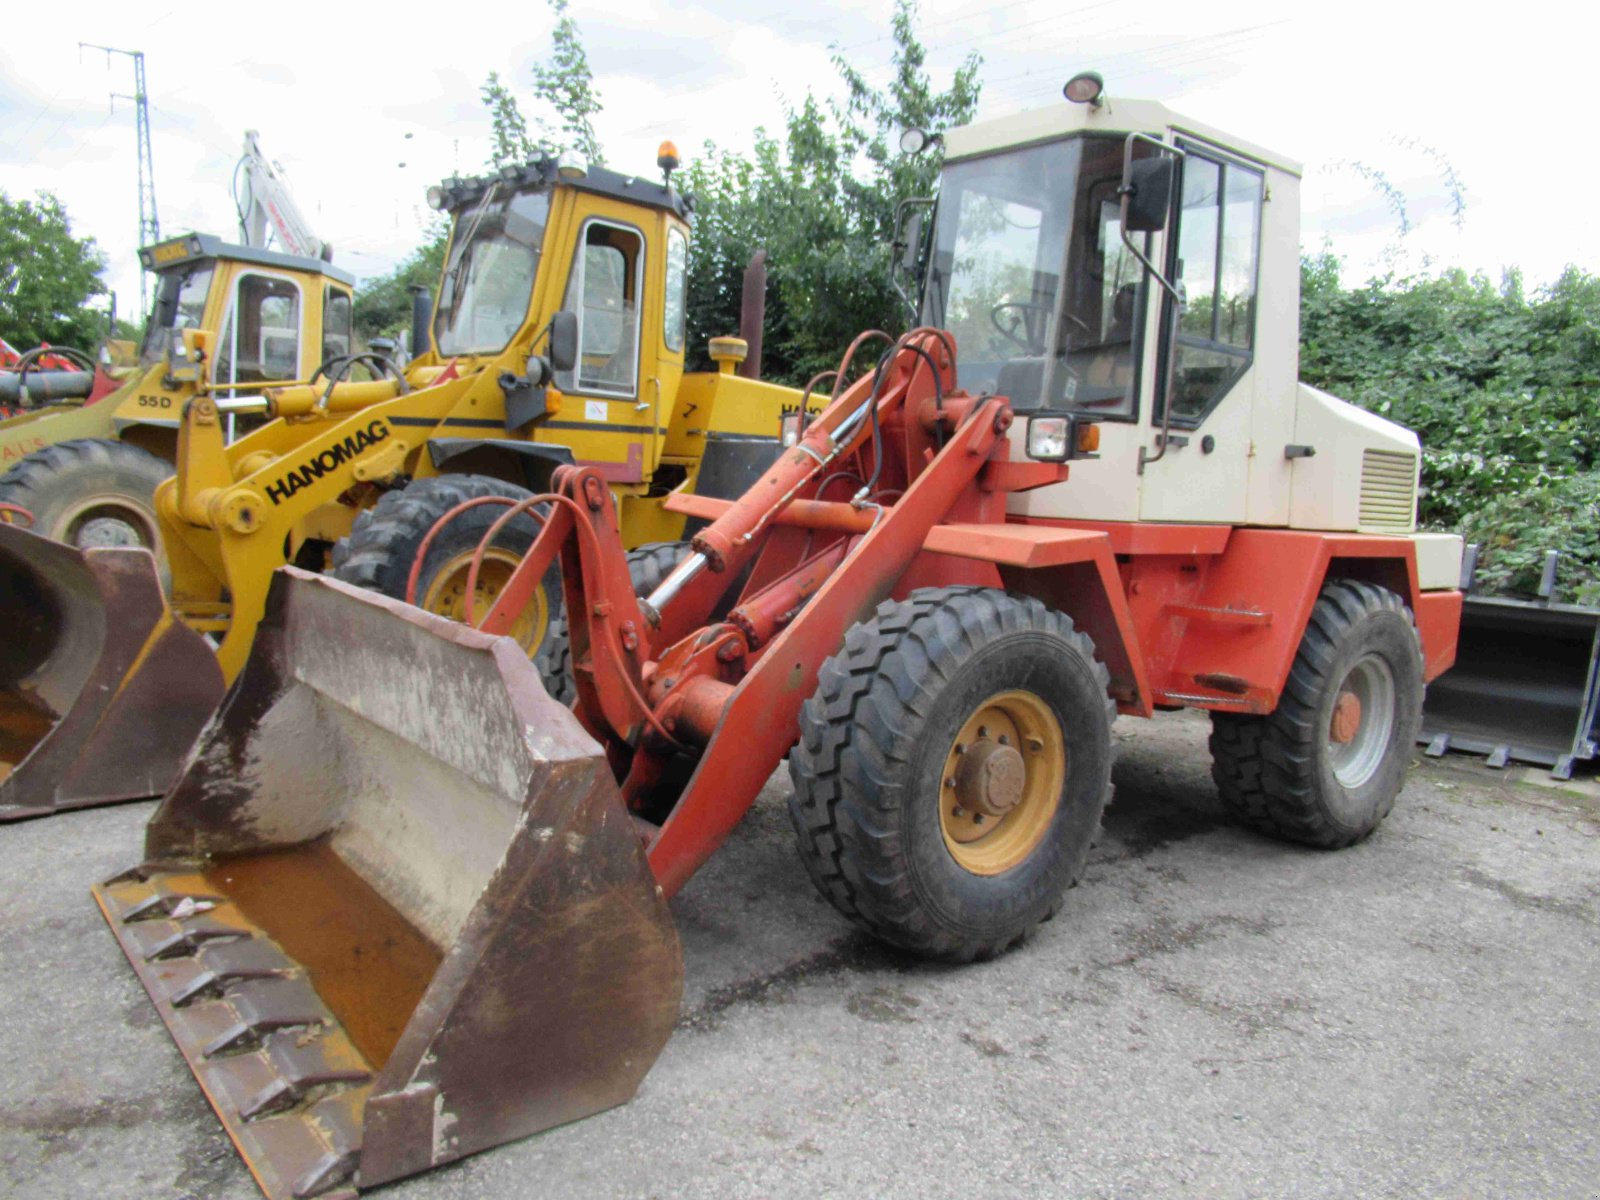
[0,523,224,820]
[93,570,683,1199]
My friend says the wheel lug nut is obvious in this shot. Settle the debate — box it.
[997,735,1009,746]
[945,777,957,789]
[952,805,967,818]
[973,813,985,824]
[977,726,988,738]
[1026,736,1044,752]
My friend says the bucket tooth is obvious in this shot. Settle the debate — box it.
[135,916,250,962]
[170,941,294,1008]
[237,1036,373,1121]
[122,888,225,923]
[0,524,224,820]
[203,977,336,1057]
[96,569,683,1199]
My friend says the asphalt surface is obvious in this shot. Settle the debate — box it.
[2,710,1596,1199]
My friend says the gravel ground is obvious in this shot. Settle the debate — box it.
[2,710,1596,1199]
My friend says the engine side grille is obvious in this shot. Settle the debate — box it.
[1358,448,1417,532]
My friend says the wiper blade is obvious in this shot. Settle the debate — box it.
[443,182,501,282]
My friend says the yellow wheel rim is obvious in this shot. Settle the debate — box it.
[938,689,1066,876]
[420,548,550,656]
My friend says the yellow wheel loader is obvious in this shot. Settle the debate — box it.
[0,234,356,555]
[0,150,807,820]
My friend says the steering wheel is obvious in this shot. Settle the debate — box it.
[990,301,1051,353]
[989,303,1094,353]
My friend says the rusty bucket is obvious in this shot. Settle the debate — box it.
[94,570,683,1199]
[0,523,223,820]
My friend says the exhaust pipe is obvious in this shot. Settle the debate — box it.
[737,250,766,381]
[95,570,682,1198]
[0,525,223,820]
[409,284,433,361]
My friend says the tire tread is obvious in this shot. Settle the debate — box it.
[1210,580,1422,849]
[788,586,1115,962]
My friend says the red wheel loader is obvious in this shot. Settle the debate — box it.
[95,90,1462,1198]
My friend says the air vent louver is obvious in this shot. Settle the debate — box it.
[1358,449,1417,532]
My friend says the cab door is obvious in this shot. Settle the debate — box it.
[545,205,661,483]
[213,266,313,439]
[214,270,308,388]
[1136,140,1266,523]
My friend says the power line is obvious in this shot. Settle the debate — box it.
[13,86,68,150]
[983,18,1292,97]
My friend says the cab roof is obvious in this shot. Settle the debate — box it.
[944,96,1302,178]
[435,158,692,222]
[139,233,357,286]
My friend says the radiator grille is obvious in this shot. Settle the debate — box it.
[1358,449,1417,531]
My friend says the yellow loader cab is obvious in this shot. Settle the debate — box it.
[0,234,353,554]
[395,155,805,545]
[133,152,808,686]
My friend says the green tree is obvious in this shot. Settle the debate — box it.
[1300,251,1600,599]
[352,223,449,345]
[482,72,536,167]
[481,0,603,168]
[682,0,980,382]
[0,191,108,350]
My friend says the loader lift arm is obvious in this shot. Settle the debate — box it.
[471,330,1073,893]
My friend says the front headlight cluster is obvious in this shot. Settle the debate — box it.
[1024,412,1100,462]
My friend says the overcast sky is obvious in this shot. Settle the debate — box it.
[2,0,1594,324]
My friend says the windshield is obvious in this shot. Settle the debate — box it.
[139,263,215,366]
[433,186,552,357]
[922,134,1146,417]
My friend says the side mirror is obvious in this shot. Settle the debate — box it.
[898,210,924,272]
[548,310,578,375]
[1122,157,1174,233]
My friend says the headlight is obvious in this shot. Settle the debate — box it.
[425,185,446,211]
[1026,415,1071,462]
[780,412,803,448]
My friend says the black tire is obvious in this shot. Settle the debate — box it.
[331,474,561,668]
[1210,580,1424,849]
[536,540,690,706]
[788,586,1115,962]
[0,438,170,554]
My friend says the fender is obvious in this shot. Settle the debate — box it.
[425,436,576,492]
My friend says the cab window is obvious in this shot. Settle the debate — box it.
[920,135,1145,419]
[139,263,214,366]
[556,220,643,398]
[663,228,688,354]
[1161,148,1264,423]
[215,274,302,386]
[323,285,353,363]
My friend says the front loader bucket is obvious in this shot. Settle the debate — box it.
[0,524,224,820]
[93,570,683,1199]
[1420,594,1600,778]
